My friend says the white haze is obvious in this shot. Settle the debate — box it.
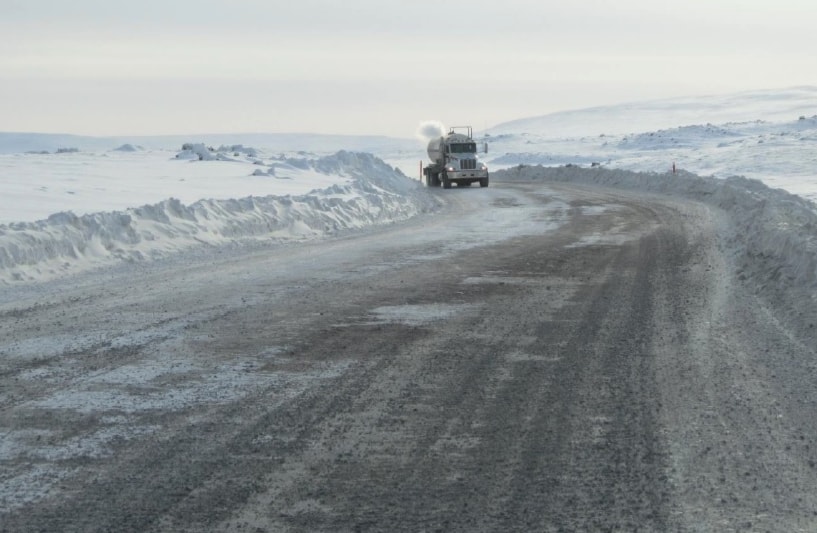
[4,1,817,136]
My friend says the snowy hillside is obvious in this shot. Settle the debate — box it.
[482,87,817,204]
[489,86,817,138]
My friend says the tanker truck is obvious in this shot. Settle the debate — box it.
[423,126,489,188]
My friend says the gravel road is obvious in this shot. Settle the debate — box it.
[2,181,817,532]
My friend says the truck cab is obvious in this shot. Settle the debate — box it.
[423,126,489,188]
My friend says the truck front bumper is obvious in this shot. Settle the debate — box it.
[448,170,489,180]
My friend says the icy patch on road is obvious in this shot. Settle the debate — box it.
[462,275,542,286]
[427,193,569,257]
[28,356,352,414]
[2,332,104,361]
[3,353,354,510]
[505,350,562,363]
[2,424,162,462]
[0,465,73,511]
[565,232,635,248]
[368,303,474,327]
[580,205,619,216]
[86,359,198,385]
[32,367,270,414]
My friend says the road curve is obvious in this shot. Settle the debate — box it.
[2,182,817,532]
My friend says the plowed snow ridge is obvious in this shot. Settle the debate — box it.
[0,151,441,284]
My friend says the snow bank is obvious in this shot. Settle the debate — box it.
[619,124,739,151]
[0,152,441,284]
[218,144,258,157]
[175,143,216,161]
[495,165,817,345]
[491,152,601,167]
[112,144,142,152]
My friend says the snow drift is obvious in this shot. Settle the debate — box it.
[0,152,441,284]
[494,165,817,345]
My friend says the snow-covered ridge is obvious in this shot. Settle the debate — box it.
[494,165,817,345]
[488,86,817,138]
[483,114,817,204]
[0,151,440,285]
[0,132,414,155]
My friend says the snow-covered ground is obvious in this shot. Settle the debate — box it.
[481,86,817,204]
[1,86,816,286]
[0,147,352,223]
[0,148,439,284]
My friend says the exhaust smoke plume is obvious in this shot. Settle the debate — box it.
[416,121,446,143]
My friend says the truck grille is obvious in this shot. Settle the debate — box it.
[460,159,477,170]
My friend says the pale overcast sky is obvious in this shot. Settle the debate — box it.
[1,0,816,137]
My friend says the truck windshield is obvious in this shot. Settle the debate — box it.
[450,143,477,154]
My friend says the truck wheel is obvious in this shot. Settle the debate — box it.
[479,178,489,188]
[442,175,452,189]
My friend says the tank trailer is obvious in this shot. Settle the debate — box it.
[423,126,488,188]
